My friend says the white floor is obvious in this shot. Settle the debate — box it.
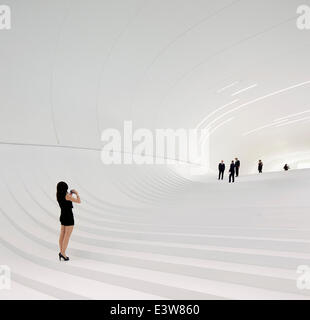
[0,144,309,299]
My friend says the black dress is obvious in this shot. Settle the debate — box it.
[58,196,74,226]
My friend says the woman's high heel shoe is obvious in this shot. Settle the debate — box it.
[59,252,69,261]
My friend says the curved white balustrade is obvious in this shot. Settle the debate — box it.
[0,145,310,299]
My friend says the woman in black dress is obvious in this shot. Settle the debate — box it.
[56,181,81,261]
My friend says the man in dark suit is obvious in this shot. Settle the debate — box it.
[258,160,263,173]
[229,160,235,183]
[218,160,225,180]
[235,157,240,177]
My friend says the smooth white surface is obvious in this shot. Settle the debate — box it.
[0,0,310,300]
[0,145,309,299]
[0,0,310,172]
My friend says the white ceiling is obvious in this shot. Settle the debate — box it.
[0,0,309,173]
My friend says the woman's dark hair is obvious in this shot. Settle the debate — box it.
[56,181,68,202]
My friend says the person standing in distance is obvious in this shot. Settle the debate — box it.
[229,160,235,183]
[218,160,225,180]
[235,158,240,177]
[258,160,263,173]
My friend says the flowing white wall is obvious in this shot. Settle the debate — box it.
[1,0,309,172]
[1,0,310,300]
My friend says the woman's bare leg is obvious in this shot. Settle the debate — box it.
[62,226,74,257]
[59,225,65,254]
